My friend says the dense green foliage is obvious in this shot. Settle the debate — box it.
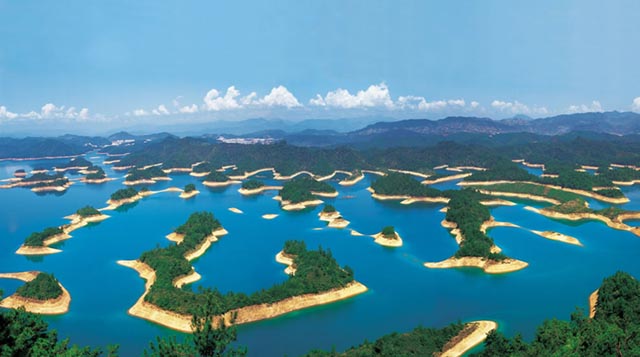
[14,169,25,175]
[23,172,65,183]
[15,273,63,300]
[85,166,107,180]
[184,183,196,193]
[109,187,138,201]
[0,309,117,356]
[192,162,214,173]
[474,271,640,356]
[471,182,581,203]
[125,166,167,182]
[139,213,354,316]
[76,205,101,217]
[322,204,337,213]
[241,179,265,190]
[538,168,613,192]
[304,322,465,357]
[381,226,396,239]
[33,178,69,188]
[446,189,506,260]
[546,199,634,220]
[56,157,92,169]
[280,177,336,203]
[466,161,536,182]
[370,172,442,197]
[204,171,231,183]
[598,167,640,182]
[24,226,64,247]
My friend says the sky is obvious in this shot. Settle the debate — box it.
[1,0,640,133]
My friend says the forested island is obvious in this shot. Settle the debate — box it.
[369,172,447,204]
[54,157,92,172]
[119,212,366,332]
[124,166,169,185]
[82,166,113,183]
[277,177,337,210]
[0,271,71,314]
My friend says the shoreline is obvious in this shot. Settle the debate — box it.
[238,185,283,196]
[179,190,200,199]
[422,173,472,185]
[524,206,640,237]
[202,180,241,187]
[0,154,82,162]
[228,168,274,180]
[117,259,367,333]
[371,232,403,247]
[228,207,243,214]
[262,214,278,220]
[439,320,498,357]
[388,169,431,179]
[369,188,449,205]
[0,271,71,314]
[424,257,529,274]
[460,180,629,204]
[274,196,324,211]
[589,289,599,318]
[338,173,365,186]
[275,251,296,275]
[81,177,116,184]
[530,230,582,246]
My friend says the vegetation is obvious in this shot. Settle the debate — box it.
[15,273,63,300]
[241,179,265,190]
[370,172,442,197]
[109,187,138,201]
[471,182,581,203]
[184,183,197,193]
[125,166,167,182]
[598,167,640,182]
[192,162,214,173]
[546,198,635,221]
[381,226,397,239]
[22,172,65,183]
[24,227,64,247]
[85,166,107,180]
[280,177,337,203]
[76,205,101,217]
[138,213,355,316]
[466,161,536,182]
[0,308,118,356]
[322,204,337,213]
[538,168,614,192]
[445,189,506,260]
[14,169,26,175]
[474,271,640,356]
[304,322,465,356]
[33,178,70,188]
[204,171,231,183]
[56,157,92,169]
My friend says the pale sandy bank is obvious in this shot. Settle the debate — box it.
[262,214,279,220]
[372,231,403,247]
[422,173,472,185]
[338,173,365,186]
[424,257,528,274]
[530,230,583,246]
[0,271,71,314]
[203,180,241,187]
[228,207,243,214]
[589,289,599,318]
[238,185,283,195]
[275,251,296,275]
[179,190,200,199]
[438,321,498,357]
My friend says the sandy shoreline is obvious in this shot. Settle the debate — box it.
[369,189,449,205]
[439,321,498,357]
[228,168,274,180]
[203,180,241,187]
[262,214,279,220]
[422,173,472,185]
[388,169,431,179]
[117,259,367,333]
[372,232,403,247]
[524,206,640,237]
[238,185,283,195]
[179,190,200,199]
[589,289,599,318]
[425,257,528,274]
[530,230,582,246]
[81,177,116,184]
[228,207,243,214]
[0,271,71,314]
[275,251,296,275]
[338,173,365,186]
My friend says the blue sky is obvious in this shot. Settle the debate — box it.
[1,0,640,130]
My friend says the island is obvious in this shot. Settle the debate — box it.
[371,226,403,247]
[338,170,365,186]
[124,166,170,185]
[318,205,350,228]
[179,183,199,199]
[53,157,92,172]
[190,162,214,177]
[81,166,115,184]
[118,213,366,332]
[16,206,109,255]
[13,169,26,178]
[369,172,449,204]
[0,272,70,314]
[276,177,337,211]
[237,179,282,195]
[424,189,528,274]
[202,171,241,187]
[0,172,73,192]
[105,187,144,208]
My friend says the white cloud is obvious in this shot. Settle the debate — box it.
[203,86,242,111]
[258,86,301,108]
[132,109,148,117]
[0,105,18,119]
[631,97,640,112]
[491,100,548,116]
[152,104,170,116]
[567,100,603,114]
[311,83,394,109]
[179,104,198,113]
[470,101,480,108]
[397,96,466,111]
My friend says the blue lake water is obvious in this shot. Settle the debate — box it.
[2,154,640,356]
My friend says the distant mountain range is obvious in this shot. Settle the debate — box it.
[2,111,640,158]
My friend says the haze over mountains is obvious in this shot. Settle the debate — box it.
[2,111,640,159]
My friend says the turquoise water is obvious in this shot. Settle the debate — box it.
[2,154,640,356]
